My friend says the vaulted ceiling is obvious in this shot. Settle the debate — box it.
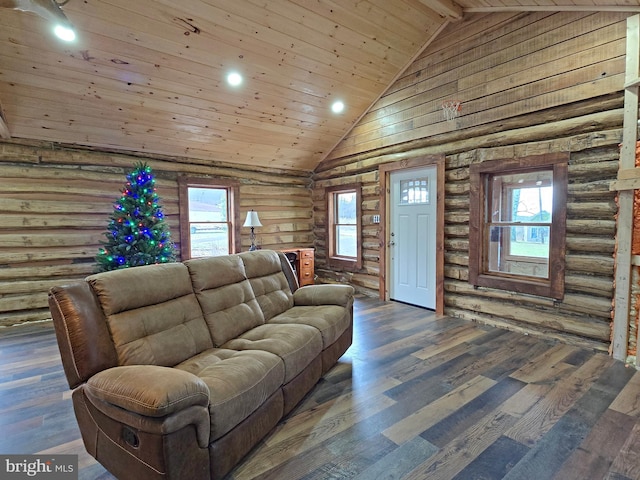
[0,0,639,171]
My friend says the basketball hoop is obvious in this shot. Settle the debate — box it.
[442,100,461,121]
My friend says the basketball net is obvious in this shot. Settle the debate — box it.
[442,100,461,121]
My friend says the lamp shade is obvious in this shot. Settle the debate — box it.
[243,210,262,227]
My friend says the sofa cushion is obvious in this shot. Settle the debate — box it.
[87,263,213,366]
[222,324,322,383]
[175,348,284,441]
[185,256,265,346]
[239,250,293,321]
[268,305,351,349]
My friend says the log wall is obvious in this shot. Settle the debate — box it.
[0,141,313,327]
[313,11,629,350]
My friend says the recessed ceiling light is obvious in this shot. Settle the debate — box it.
[331,101,345,114]
[54,25,76,42]
[227,72,243,87]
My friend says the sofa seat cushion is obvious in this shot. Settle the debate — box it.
[221,324,322,383]
[175,348,284,441]
[267,305,351,349]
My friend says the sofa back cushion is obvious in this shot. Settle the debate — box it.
[239,250,294,321]
[185,255,265,346]
[87,263,213,366]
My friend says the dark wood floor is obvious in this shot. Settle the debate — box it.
[2,296,640,480]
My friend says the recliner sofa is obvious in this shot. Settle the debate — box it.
[48,250,354,480]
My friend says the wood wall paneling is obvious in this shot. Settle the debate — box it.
[325,12,628,161]
[0,143,313,327]
[313,12,626,350]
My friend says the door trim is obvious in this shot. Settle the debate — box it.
[379,155,445,315]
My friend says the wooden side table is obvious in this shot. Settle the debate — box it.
[281,248,315,286]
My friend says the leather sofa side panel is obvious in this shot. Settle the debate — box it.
[73,387,210,480]
[209,390,284,480]
[49,283,118,389]
[282,355,322,415]
[321,323,353,374]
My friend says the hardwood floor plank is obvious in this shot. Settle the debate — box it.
[504,353,613,446]
[420,376,527,448]
[552,409,635,480]
[405,409,520,480]
[1,296,639,480]
[509,343,579,384]
[608,422,640,479]
[351,436,439,480]
[383,375,497,445]
[501,360,635,480]
[476,333,555,381]
[610,370,640,416]
[412,325,489,360]
[451,435,530,480]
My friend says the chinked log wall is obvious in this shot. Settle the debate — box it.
[313,11,629,350]
[0,142,313,327]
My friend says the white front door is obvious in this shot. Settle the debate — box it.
[389,166,437,309]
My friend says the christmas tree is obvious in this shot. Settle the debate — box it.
[96,162,177,272]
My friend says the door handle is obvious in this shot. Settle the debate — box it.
[389,241,395,246]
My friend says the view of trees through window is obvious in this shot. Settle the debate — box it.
[509,184,553,258]
[487,170,553,279]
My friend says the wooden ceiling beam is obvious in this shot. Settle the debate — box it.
[417,0,463,20]
[465,5,640,13]
[0,100,10,139]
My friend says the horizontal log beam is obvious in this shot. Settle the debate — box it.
[0,101,10,139]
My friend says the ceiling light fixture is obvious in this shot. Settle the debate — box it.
[331,100,345,114]
[227,72,243,87]
[1,0,76,41]
[54,23,75,41]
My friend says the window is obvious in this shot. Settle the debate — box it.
[469,153,568,299]
[178,177,240,259]
[327,184,362,270]
[400,177,430,205]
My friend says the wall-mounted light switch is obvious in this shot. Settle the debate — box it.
[373,214,380,223]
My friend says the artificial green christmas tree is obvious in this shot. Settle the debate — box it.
[95,162,177,272]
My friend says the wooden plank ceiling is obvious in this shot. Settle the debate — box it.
[0,0,639,172]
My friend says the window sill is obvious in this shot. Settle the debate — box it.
[474,273,563,300]
[327,256,360,271]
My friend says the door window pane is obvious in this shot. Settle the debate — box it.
[400,177,429,204]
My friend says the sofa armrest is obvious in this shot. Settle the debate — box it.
[293,284,355,308]
[86,365,210,417]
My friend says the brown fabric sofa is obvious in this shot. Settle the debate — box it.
[48,250,354,480]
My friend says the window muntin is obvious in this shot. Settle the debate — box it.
[326,184,362,270]
[469,153,567,299]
